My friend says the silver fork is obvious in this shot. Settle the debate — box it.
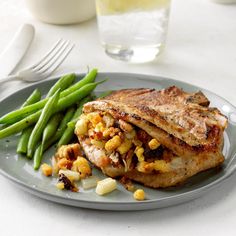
[0,39,74,83]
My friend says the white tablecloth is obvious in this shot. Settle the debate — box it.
[0,0,236,236]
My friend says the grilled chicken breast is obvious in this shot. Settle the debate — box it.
[75,86,228,188]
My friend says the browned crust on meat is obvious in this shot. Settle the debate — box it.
[77,87,227,188]
[85,87,227,147]
[83,100,224,157]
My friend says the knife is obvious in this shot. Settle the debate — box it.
[0,24,35,78]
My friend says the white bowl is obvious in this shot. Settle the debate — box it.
[211,0,236,3]
[25,0,96,25]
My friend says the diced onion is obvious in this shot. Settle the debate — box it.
[75,118,88,135]
[81,176,99,190]
[51,156,59,174]
[95,178,117,195]
[59,169,80,181]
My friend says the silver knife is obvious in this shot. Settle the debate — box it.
[0,24,35,78]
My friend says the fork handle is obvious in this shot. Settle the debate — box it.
[0,75,20,83]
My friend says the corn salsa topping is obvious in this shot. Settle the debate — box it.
[75,111,177,173]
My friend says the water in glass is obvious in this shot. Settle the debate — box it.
[96,0,171,63]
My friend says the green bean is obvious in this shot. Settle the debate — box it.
[46,74,76,98]
[32,113,63,169]
[55,107,76,137]
[17,89,42,154]
[41,107,76,151]
[0,111,40,139]
[27,90,60,158]
[16,126,33,154]
[0,80,105,139]
[33,144,43,170]
[33,108,76,164]
[61,69,97,97]
[0,69,98,124]
[56,124,74,147]
[57,96,92,146]
[55,81,104,111]
[1,100,47,125]
[22,89,41,107]
[42,113,63,143]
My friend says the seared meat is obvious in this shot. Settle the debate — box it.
[84,87,227,146]
[76,86,227,188]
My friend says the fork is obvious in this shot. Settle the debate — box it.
[0,39,74,83]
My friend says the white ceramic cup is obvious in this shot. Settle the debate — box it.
[211,0,236,3]
[25,0,96,25]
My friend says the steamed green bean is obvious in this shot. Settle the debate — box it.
[0,80,104,139]
[0,69,98,124]
[27,90,60,158]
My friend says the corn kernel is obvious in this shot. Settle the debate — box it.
[153,160,170,172]
[94,122,105,132]
[56,182,65,190]
[41,163,53,177]
[134,146,145,162]
[87,112,102,126]
[75,118,88,135]
[148,138,160,150]
[117,138,132,155]
[133,189,145,201]
[137,161,155,173]
[105,135,122,152]
[103,127,120,138]
[136,161,147,173]
[71,157,92,179]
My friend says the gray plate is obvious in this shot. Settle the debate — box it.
[1,73,236,211]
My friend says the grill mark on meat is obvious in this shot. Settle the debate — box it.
[84,87,227,146]
[186,91,210,107]
[83,103,224,157]
[78,87,227,188]
[131,114,141,120]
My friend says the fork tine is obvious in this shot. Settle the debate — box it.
[33,39,68,71]
[28,39,63,70]
[36,41,74,75]
[42,44,75,77]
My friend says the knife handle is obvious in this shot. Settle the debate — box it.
[0,24,35,77]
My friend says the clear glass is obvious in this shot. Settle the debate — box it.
[96,0,171,63]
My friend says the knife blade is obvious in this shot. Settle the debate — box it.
[0,24,35,78]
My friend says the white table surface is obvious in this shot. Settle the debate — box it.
[0,0,236,235]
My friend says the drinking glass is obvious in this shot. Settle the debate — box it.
[96,0,171,63]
